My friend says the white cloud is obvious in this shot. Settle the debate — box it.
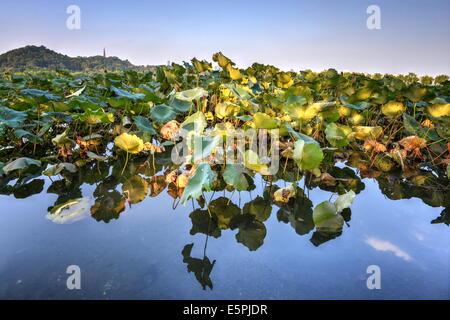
[365,237,413,261]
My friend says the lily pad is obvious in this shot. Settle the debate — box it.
[293,140,324,170]
[46,197,91,224]
[3,157,41,174]
[0,107,27,128]
[223,164,249,191]
[180,163,216,204]
[114,133,144,154]
[150,104,177,124]
[122,175,149,204]
[133,116,157,135]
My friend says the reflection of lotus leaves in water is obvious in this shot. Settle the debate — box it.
[46,197,91,224]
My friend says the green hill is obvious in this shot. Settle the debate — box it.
[0,45,148,72]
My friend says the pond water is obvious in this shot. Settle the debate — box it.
[0,156,449,300]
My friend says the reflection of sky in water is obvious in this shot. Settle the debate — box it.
[0,174,448,299]
[365,238,412,262]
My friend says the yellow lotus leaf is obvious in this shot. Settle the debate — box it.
[205,111,214,121]
[176,173,190,189]
[338,106,353,117]
[226,64,243,80]
[381,102,405,118]
[244,150,269,175]
[355,87,372,100]
[114,133,144,154]
[427,104,450,118]
[215,102,240,119]
[349,112,365,125]
[213,52,232,68]
[352,126,383,140]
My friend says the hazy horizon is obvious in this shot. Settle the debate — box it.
[1,0,449,76]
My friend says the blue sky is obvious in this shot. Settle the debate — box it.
[0,0,449,75]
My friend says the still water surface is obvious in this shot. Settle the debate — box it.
[0,166,448,299]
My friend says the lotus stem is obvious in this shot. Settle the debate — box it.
[121,152,129,175]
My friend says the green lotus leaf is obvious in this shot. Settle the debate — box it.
[286,95,307,107]
[243,196,272,222]
[3,157,41,174]
[122,175,149,204]
[175,88,208,101]
[21,89,60,101]
[48,101,72,112]
[68,95,105,111]
[351,87,372,102]
[235,219,267,251]
[342,102,371,110]
[90,190,125,223]
[13,129,41,142]
[13,179,45,199]
[189,134,221,163]
[150,104,177,124]
[0,106,27,128]
[180,111,207,134]
[313,201,338,225]
[223,163,249,191]
[111,86,145,100]
[51,130,75,147]
[43,162,77,176]
[402,114,440,141]
[180,163,217,205]
[208,197,240,229]
[72,108,114,125]
[312,201,345,232]
[226,83,253,100]
[133,116,156,135]
[293,140,324,170]
[334,190,356,213]
[285,124,320,145]
[170,98,192,113]
[403,85,427,103]
[325,123,353,147]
